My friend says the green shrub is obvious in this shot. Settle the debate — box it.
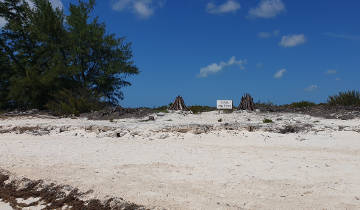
[153,105,169,113]
[189,105,216,114]
[263,118,273,123]
[289,101,316,108]
[46,89,102,116]
[328,90,360,106]
[254,101,275,110]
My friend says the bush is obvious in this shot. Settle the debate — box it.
[289,101,316,108]
[189,105,216,114]
[263,118,273,123]
[46,89,103,116]
[254,101,274,110]
[153,105,169,113]
[328,90,360,106]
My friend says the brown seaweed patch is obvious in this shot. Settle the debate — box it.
[0,170,145,210]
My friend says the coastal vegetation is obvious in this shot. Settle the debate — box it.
[0,0,138,114]
[328,90,360,106]
[0,0,359,116]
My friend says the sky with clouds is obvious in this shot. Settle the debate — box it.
[2,0,360,106]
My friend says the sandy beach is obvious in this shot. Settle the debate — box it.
[1,111,360,209]
[2,0,360,209]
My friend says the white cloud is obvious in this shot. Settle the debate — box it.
[198,56,246,78]
[324,32,360,41]
[279,34,306,47]
[258,30,280,38]
[305,85,318,92]
[249,0,285,18]
[112,0,165,18]
[274,68,286,79]
[206,0,241,14]
[133,1,153,17]
[325,69,337,75]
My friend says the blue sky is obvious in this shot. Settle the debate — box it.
[2,0,360,107]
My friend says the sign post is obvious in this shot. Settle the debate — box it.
[217,100,233,111]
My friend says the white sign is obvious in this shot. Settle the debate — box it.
[217,100,233,110]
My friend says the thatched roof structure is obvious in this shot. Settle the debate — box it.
[238,93,255,111]
[169,96,190,111]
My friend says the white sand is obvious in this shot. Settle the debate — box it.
[0,111,360,209]
[0,199,12,210]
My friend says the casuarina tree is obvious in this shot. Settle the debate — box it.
[0,0,139,113]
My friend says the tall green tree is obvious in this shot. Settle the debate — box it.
[65,0,139,104]
[0,0,67,109]
[0,0,139,113]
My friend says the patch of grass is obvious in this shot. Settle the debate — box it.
[328,90,360,106]
[263,118,273,123]
[153,105,169,113]
[256,100,274,106]
[289,101,316,108]
[254,101,275,111]
[189,105,216,114]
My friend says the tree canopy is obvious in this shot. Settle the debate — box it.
[0,0,139,114]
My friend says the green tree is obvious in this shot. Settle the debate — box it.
[65,0,139,104]
[0,47,11,109]
[0,0,139,113]
[1,0,67,109]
